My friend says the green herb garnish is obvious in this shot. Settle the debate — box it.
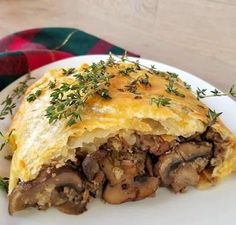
[0,73,34,120]
[139,74,151,87]
[119,67,135,76]
[4,155,12,160]
[166,80,185,97]
[196,85,236,99]
[62,68,76,76]
[167,72,178,79]
[125,82,138,94]
[150,96,171,107]
[0,177,9,192]
[207,109,222,125]
[45,60,114,126]
[98,89,112,99]
[26,89,42,102]
[48,80,56,89]
[184,82,191,89]
[0,130,14,151]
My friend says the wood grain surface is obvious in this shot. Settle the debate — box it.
[0,0,235,90]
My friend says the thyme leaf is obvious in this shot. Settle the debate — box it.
[0,177,9,192]
[166,80,185,97]
[62,68,76,76]
[0,73,34,120]
[119,66,135,76]
[125,74,151,94]
[183,82,191,89]
[48,80,56,89]
[98,89,112,99]
[207,109,222,125]
[0,130,14,151]
[139,74,151,87]
[167,72,178,79]
[26,89,42,102]
[150,96,171,107]
[4,155,12,160]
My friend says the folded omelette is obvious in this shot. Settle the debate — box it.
[7,57,236,215]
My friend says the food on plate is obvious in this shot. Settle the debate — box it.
[6,56,236,215]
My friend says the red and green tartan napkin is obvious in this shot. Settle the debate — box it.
[0,27,138,91]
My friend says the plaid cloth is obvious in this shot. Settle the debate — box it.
[0,27,138,91]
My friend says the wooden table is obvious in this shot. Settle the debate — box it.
[0,0,235,90]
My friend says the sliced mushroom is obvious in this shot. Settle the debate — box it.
[170,163,199,192]
[86,171,105,197]
[175,142,212,161]
[100,157,125,185]
[157,142,213,191]
[134,176,160,200]
[145,155,154,176]
[103,182,137,204]
[103,176,159,204]
[158,152,183,185]
[82,156,100,181]
[9,167,89,215]
[139,135,170,155]
[56,189,89,215]
[99,151,143,186]
[205,127,226,166]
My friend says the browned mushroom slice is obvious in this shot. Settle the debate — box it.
[157,142,213,191]
[134,176,160,200]
[170,163,199,192]
[145,155,154,176]
[103,176,159,204]
[175,142,212,161]
[158,152,183,185]
[103,182,137,204]
[86,171,105,198]
[205,127,226,166]
[55,188,89,215]
[138,135,170,155]
[8,167,89,215]
[100,156,139,186]
[82,156,100,181]
[100,157,125,185]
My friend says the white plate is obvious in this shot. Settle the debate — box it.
[0,55,236,225]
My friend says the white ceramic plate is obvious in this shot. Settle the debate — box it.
[0,55,236,225]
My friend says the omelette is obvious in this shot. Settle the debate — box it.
[7,57,236,215]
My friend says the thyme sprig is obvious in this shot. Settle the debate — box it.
[125,74,151,94]
[0,73,34,154]
[166,80,185,97]
[119,66,135,76]
[150,96,171,107]
[4,155,12,160]
[48,80,56,89]
[0,130,14,151]
[26,89,42,102]
[183,82,191,89]
[113,53,160,75]
[62,68,76,76]
[45,61,114,126]
[0,177,9,192]
[0,73,34,120]
[207,109,222,126]
[196,85,236,99]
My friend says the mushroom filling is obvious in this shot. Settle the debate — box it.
[9,129,225,215]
